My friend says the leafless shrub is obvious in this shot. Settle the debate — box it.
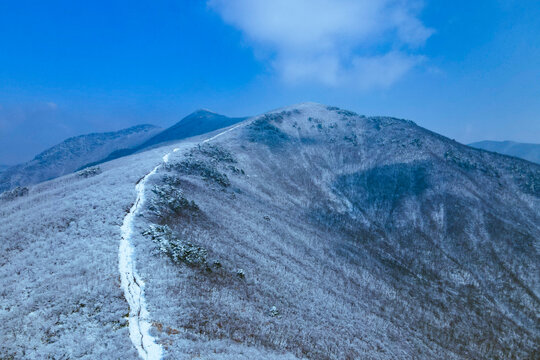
[149,184,199,219]
[0,186,29,201]
[143,224,207,267]
[165,158,230,187]
[77,166,102,178]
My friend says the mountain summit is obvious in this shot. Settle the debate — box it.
[139,109,246,148]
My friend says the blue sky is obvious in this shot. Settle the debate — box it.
[0,0,539,164]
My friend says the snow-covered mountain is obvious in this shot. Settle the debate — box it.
[469,140,540,164]
[0,124,161,192]
[83,110,247,168]
[0,165,8,173]
[141,109,246,148]
[0,103,538,359]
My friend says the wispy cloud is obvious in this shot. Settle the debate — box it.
[208,0,433,88]
[44,102,58,110]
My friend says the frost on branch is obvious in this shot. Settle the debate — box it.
[165,158,230,187]
[77,166,102,178]
[0,186,29,201]
[142,224,207,267]
[148,184,199,219]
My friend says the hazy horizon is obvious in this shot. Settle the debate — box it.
[1,0,539,165]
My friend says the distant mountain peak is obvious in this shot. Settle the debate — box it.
[180,109,228,122]
[79,109,249,170]
[469,140,540,164]
[140,110,247,147]
[192,108,218,115]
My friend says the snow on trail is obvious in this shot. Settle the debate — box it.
[202,123,243,144]
[119,148,179,360]
[119,124,244,359]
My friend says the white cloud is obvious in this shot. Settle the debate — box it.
[208,0,432,88]
[44,102,58,110]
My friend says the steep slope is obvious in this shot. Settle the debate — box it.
[136,103,539,359]
[0,124,161,192]
[88,110,247,167]
[470,140,540,164]
[0,103,538,359]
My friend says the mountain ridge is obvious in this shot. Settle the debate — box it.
[0,124,161,192]
[0,103,538,359]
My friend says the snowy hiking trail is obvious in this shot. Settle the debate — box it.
[119,149,178,360]
[119,124,244,360]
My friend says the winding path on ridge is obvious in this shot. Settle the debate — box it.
[118,124,244,359]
